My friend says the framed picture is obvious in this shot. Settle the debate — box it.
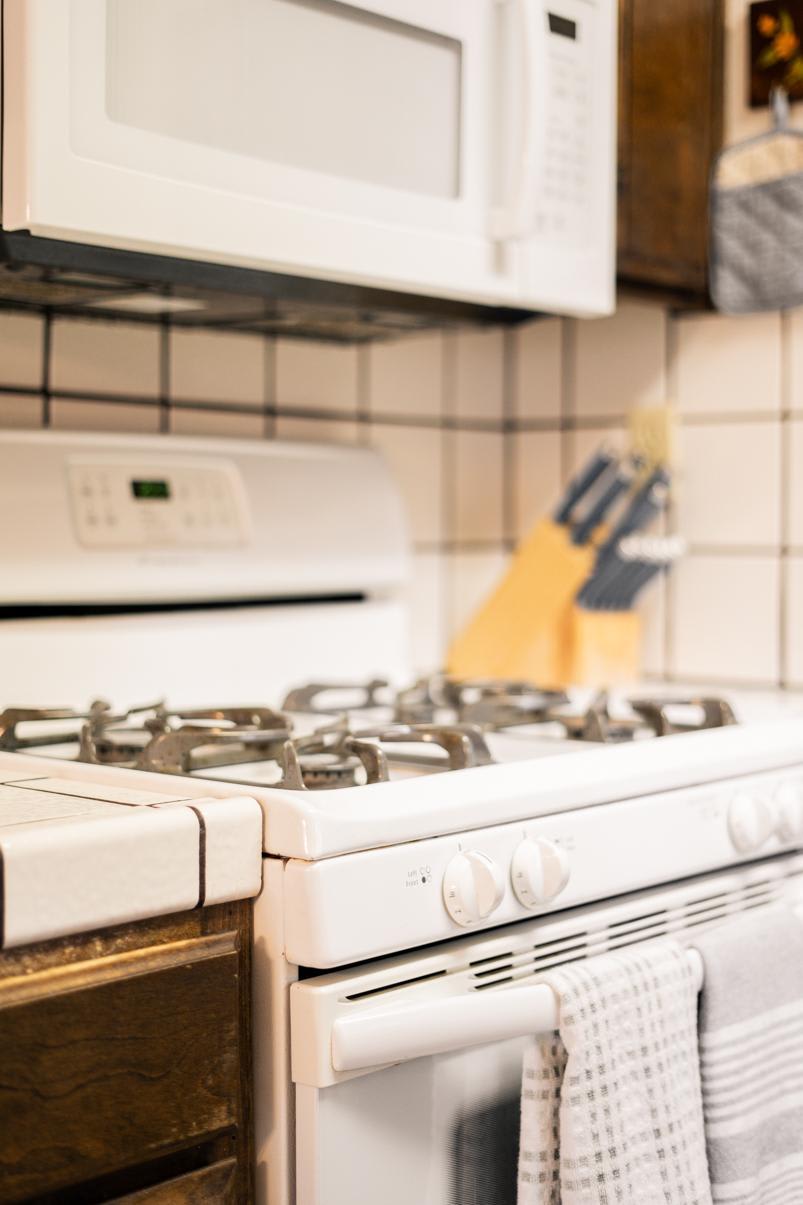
[749,1,803,106]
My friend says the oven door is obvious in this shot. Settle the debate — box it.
[2,0,615,314]
[289,852,803,1205]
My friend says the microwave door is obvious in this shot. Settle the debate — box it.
[3,0,520,306]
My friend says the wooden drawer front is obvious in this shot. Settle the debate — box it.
[111,1158,238,1203]
[0,933,242,1202]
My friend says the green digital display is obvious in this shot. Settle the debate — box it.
[131,479,171,500]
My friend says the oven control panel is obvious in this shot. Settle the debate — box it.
[68,457,251,548]
[283,766,803,967]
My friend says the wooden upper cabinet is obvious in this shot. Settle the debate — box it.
[617,0,725,296]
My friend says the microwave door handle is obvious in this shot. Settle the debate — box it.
[331,982,559,1073]
[490,0,548,242]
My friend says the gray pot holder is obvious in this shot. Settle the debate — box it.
[710,89,803,313]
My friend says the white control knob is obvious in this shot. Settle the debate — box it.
[727,792,774,853]
[442,851,504,926]
[511,838,571,908]
[774,781,803,843]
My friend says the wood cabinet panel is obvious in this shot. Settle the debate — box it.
[618,0,724,295]
[0,902,253,1204]
[111,1158,238,1204]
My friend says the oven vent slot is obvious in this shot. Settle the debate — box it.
[345,968,446,1002]
[468,874,797,991]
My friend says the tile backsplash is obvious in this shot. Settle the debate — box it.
[0,300,796,690]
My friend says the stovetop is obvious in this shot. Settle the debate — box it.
[0,677,738,791]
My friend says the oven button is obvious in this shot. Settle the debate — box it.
[774,781,803,842]
[727,792,774,853]
[511,838,571,908]
[442,851,504,926]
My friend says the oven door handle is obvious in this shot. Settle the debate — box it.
[332,982,559,1073]
[331,951,705,1075]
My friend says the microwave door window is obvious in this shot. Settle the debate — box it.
[104,0,462,199]
[300,1037,527,1204]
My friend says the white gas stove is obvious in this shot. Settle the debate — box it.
[2,431,803,1205]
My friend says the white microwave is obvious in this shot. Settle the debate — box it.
[2,0,617,317]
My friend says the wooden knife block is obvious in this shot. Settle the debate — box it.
[446,518,642,688]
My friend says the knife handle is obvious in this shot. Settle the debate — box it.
[553,447,617,525]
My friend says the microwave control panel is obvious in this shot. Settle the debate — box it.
[537,0,597,242]
[67,457,251,549]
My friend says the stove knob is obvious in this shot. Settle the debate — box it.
[774,781,803,843]
[442,851,504,926]
[511,838,571,908]
[727,792,774,853]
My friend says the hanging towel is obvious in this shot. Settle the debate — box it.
[693,905,803,1205]
[517,941,712,1205]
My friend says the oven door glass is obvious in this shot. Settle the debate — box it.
[296,1038,527,1204]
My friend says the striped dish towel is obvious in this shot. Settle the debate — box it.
[518,941,712,1205]
[693,906,803,1205]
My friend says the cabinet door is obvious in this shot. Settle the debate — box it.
[3,0,517,306]
[0,924,249,1202]
[617,0,724,293]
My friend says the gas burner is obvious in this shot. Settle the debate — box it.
[550,693,738,743]
[352,723,494,771]
[394,676,569,728]
[281,680,391,715]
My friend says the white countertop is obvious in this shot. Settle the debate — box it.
[0,767,262,951]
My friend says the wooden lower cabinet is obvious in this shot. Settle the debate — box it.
[0,903,253,1204]
[110,1159,238,1203]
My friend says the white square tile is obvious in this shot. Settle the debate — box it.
[447,550,510,638]
[785,558,803,686]
[574,302,666,418]
[674,311,781,414]
[369,333,443,417]
[787,421,803,548]
[170,328,264,405]
[453,430,505,543]
[407,553,447,673]
[670,554,779,683]
[169,408,264,439]
[274,415,361,444]
[369,424,443,544]
[513,318,562,421]
[452,328,505,419]
[514,431,562,539]
[275,339,358,412]
[51,399,161,434]
[0,394,42,428]
[0,314,43,388]
[52,320,159,396]
[676,421,781,547]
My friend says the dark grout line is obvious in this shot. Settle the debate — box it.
[41,311,52,428]
[558,319,575,487]
[502,329,516,547]
[158,319,170,435]
[263,337,277,439]
[356,343,371,447]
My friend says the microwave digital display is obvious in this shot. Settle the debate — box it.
[548,13,578,39]
[131,479,170,500]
